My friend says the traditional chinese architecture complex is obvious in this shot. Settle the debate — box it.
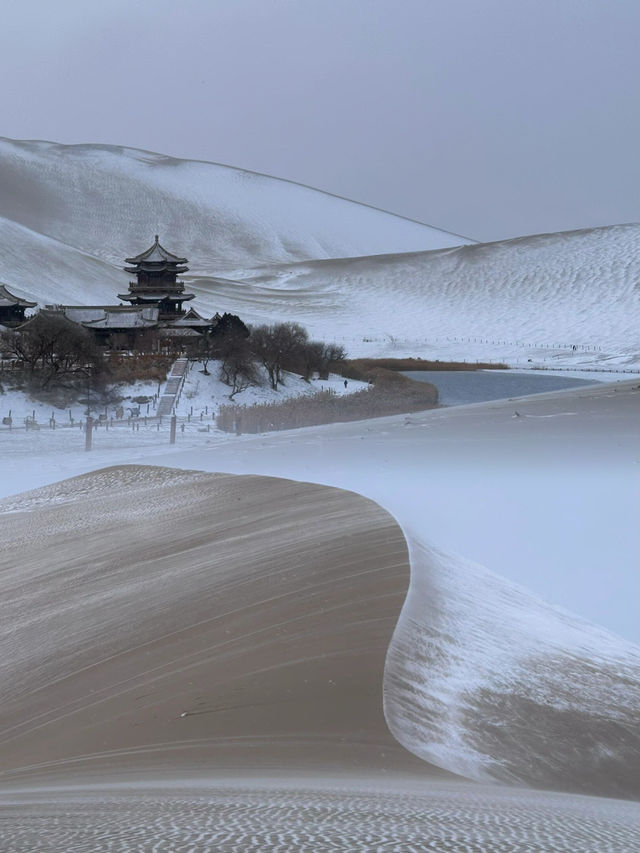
[3,237,217,352]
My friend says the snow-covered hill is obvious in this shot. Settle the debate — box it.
[189,224,639,367]
[0,136,468,281]
[0,138,637,368]
[0,216,123,306]
[386,534,639,798]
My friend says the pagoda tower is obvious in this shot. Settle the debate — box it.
[119,236,195,320]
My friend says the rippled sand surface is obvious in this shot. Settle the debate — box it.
[1,466,637,851]
[0,466,438,782]
[2,778,638,853]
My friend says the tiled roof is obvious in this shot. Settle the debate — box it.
[0,284,37,308]
[118,292,195,303]
[60,305,159,328]
[158,327,202,337]
[125,235,188,266]
[169,313,211,327]
[82,313,158,329]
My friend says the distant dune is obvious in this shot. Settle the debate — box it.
[1,137,636,366]
[0,136,468,293]
[198,224,639,364]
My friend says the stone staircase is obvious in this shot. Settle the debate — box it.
[156,358,189,417]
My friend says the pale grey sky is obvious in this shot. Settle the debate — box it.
[1,0,638,241]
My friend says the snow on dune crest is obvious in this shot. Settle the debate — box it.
[0,137,468,277]
[384,533,640,799]
[196,224,639,364]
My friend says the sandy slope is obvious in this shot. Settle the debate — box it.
[190,224,639,365]
[0,404,637,849]
[0,466,444,784]
[0,136,468,286]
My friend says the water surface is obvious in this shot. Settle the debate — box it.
[403,370,598,407]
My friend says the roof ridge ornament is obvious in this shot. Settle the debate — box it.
[124,237,189,266]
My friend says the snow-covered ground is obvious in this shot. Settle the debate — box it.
[0,362,366,431]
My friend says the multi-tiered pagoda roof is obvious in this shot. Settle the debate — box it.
[119,236,194,318]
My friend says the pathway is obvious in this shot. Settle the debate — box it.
[156,358,189,417]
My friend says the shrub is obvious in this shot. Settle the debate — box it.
[342,357,508,376]
[216,379,438,434]
[106,354,173,385]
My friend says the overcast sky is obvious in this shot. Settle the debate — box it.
[1,0,638,242]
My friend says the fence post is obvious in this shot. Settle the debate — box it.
[170,414,177,444]
[85,416,93,451]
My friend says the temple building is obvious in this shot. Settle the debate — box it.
[119,235,195,320]
[60,305,160,351]
[0,284,37,328]
[3,238,221,354]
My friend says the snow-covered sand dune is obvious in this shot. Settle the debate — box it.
[0,460,636,853]
[0,467,438,782]
[1,137,636,367]
[386,536,639,799]
[189,224,639,366]
[0,461,637,801]
[0,136,468,294]
[0,216,123,306]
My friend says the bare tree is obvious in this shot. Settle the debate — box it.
[1,311,106,390]
[300,341,347,380]
[217,329,256,398]
[250,322,308,390]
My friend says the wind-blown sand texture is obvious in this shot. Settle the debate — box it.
[2,780,638,853]
[1,466,638,851]
[0,466,441,781]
